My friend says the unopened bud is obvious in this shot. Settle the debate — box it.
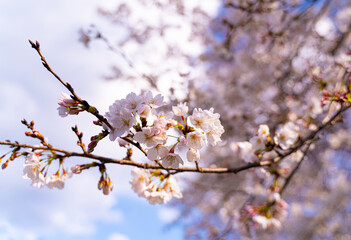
[71,165,82,174]
[68,108,81,115]
[98,178,105,190]
[10,152,17,161]
[90,135,99,141]
[93,120,103,126]
[88,140,98,153]
[2,161,8,170]
[176,124,185,131]
[25,132,33,137]
[102,177,113,195]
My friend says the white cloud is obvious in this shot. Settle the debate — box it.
[0,219,38,240]
[157,207,180,224]
[0,82,38,127]
[0,160,123,239]
[108,233,130,240]
[42,172,123,236]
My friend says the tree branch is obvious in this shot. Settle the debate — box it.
[1,102,349,175]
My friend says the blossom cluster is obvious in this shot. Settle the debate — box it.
[233,123,300,164]
[229,123,302,230]
[55,90,224,202]
[240,193,288,230]
[57,90,225,169]
[130,168,182,204]
[105,91,224,167]
[103,91,224,202]
[98,175,114,195]
[23,151,72,189]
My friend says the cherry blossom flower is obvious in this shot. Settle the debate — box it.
[236,141,257,163]
[147,176,183,204]
[137,104,151,118]
[258,124,270,140]
[124,92,143,113]
[187,148,200,162]
[153,111,175,129]
[57,92,80,117]
[143,191,169,204]
[147,144,169,161]
[172,102,189,117]
[23,152,46,188]
[46,171,72,189]
[130,168,150,197]
[161,153,184,169]
[250,124,271,151]
[143,91,165,109]
[178,136,187,147]
[46,174,64,189]
[58,92,76,107]
[188,108,214,132]
[252,215,282,230]
[134,127,167,148]
[241,193,288,231]
[186,131,205,150]
[206,125,224,146]
[105,99,127,119]
[188,108,224,146]
[130,168,182,204]
[108,110,136,141]
[274,122,299,150]
[249,136,265,151]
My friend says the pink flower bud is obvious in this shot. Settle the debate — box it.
[98,178,104,190]
[88,140,98,153]
[102,177,113,195]
[71,165,82,174]
[58,93,77,107]
[68,108,81,115]
[2,161,8,170]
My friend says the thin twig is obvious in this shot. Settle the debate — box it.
[84,26,159,90]
[279,143,311,195]
[120,137,147,156]
[279,109,340,195]
[71,125,88,154]
[29,40,151,156]
[28,40,114,131]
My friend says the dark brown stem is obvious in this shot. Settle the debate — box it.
[28,40,114,131]
[120,137,147,156]
[0,140,268,174]
[72,125,87,154]
[279,143,311,195]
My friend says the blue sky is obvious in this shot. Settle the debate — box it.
[0,1,189,239]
